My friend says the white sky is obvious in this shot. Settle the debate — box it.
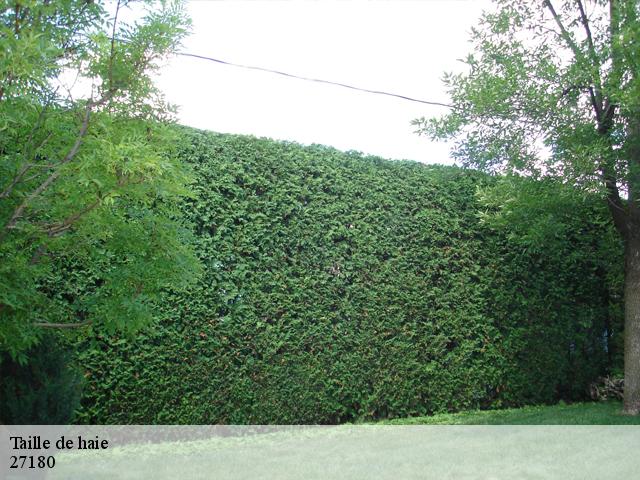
[153,0,493,164]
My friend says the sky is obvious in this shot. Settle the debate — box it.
[152,0,494,164]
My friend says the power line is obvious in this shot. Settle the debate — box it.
[176,51,454,108]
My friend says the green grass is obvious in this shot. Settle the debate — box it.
[381,401,640,425]
[44,402,640,479]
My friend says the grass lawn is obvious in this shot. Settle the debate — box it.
[382,400,640,425]
[41,402,639,479]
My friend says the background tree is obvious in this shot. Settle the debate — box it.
[0,0,200,360]
[0,332,83,423]
[414,0,640,414]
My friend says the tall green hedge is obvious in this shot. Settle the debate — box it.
[75,128,622,424]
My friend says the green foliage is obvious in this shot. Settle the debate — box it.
[478,176,625,388]
[75,129,622,424]
[0,333,82,424]
[0,1,200,359]
[414,0,640,185]
[413,0,640,414]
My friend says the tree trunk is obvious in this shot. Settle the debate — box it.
[623,234,640,414]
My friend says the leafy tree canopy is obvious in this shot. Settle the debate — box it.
[0,0,200,361]
[415,0,640,414]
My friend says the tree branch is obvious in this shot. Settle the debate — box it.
[608,0,623,92]
[0,73,14,102]
[545,0,607,125]
[576,0,596,54]
[601,162,628,238]
[32,319,92,329]
[588,86,602,121]
[0,106,92,236]
[597,101,616,134]
[0,91,113,240]
[576,0,605,116]
[29,244,48,265]
[544,0,583,59]
[13,3,20,35]
[0,132,54,200]
[108,0,121,93]
[45,198,102,237]
[0,89,60,199]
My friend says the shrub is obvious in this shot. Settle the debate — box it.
[74,128,622,424]
[0,334,82,424]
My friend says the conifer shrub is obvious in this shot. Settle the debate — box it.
[1,334,82,424]
[75,128,622,424]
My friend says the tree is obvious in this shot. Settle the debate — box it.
[414,0,640,414]
[0,0,200,360]
[1,333,82,423]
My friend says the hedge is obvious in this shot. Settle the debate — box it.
[75,128,622,424]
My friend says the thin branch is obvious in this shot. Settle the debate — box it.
[544,1,607,124]
[608,0,623,91]
[535,24,564,38]
[587,86,602,121]
[45,198,102,237]
[108,0,122,93]
[29,244,47,265]
[577,0,597,60]
[24,89,58,152]
[0,106,92,236]
[600,157,628,238]
[0,91,113,240]
[544,0,584,59]
[0,132,54,199]
[0,70,15,102]
[1,164,37,200]
[13,3,20,35]
[32,319,92,329]
[576,0,604,115]
[0,88,60,199]
[597,100,616,135]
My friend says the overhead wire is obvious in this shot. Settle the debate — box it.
[176,51,454,109]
